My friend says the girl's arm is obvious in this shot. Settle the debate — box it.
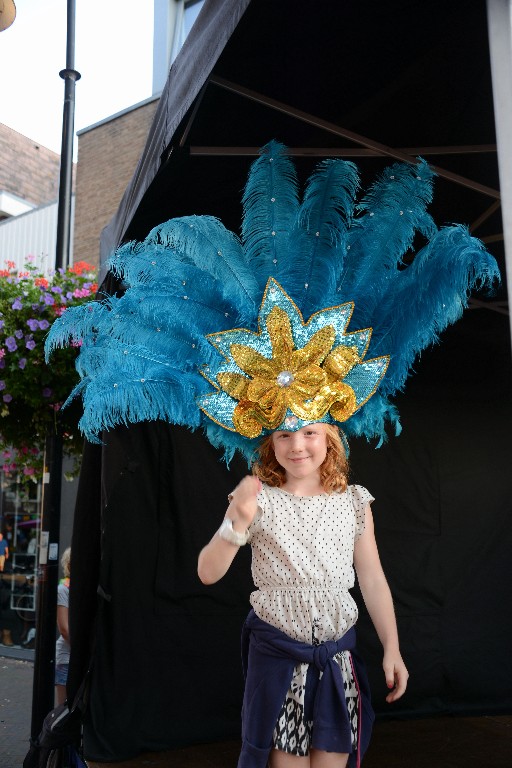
[57,604,70,643]
[353,504,409,703]
[197,475,260,585]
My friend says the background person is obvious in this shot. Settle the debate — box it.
[55,547,71,705]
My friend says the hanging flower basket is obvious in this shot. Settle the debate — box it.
[0,257,98,482]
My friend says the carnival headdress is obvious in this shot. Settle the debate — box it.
[45,141,499,462]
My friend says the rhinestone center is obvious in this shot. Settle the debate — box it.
[276,370,294,387]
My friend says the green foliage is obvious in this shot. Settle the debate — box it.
[0,258,98,481]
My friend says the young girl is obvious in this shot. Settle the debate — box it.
[198,422,409,768]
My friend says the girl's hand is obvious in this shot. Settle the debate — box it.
[383,650,409,703]
[228,476,262,529]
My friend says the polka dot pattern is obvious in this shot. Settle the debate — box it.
[248,484,374,643]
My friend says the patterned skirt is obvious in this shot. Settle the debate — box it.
[272,650,359,757]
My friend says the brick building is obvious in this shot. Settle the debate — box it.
[0,123,61,216]
[73,96,159,268]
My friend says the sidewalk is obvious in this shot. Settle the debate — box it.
[0,646,34,768]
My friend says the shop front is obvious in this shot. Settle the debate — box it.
[0,471,41,647]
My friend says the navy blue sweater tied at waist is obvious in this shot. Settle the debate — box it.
[239,610,374,768]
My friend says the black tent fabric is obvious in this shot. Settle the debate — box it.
[67,0,512,761]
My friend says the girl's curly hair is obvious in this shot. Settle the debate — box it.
[252,424,349,494]
[61,546,71,578]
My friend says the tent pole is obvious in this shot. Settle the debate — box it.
[487,0,512,346]
[189,144,496,157]
[208,76,500,200]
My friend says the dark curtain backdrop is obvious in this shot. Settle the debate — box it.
[67,306,512,762]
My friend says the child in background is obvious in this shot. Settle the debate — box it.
[198,422,408,768]
[55,547,71,705]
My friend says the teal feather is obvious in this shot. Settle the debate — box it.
[340,159,437,315]
[280,158,359,314]
[45,145,500,455]
[368,225,500,396]
[242,141,299,290]
[111,215,259,317]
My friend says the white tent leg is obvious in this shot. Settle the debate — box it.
[487,0,512,343]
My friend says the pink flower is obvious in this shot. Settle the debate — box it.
[23,467,35,476]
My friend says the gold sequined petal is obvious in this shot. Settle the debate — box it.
[288,367,326,400]
[287,384,337,421]
[329,383,358,422]
[267,306,295,362]
[324,345,360,379]
[259,388,285,414]
[247,378,278,402]
[217,372,250,401]
[231,344,277,378]
[258,398,288,430]
[294,364,326,387]
[291,325,335,369]
[233,403,264,438]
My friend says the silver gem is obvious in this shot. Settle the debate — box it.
[271,197,276,202]
[304,283,308,288]
[347,245,351,250]
[151,261,156,265]
[113,383,118,388]
[284,415,299,429]
[192,344,196,348]
[216,337,221,342]
[399,210,404,215]
[182,280,186,286]
[273,259,277,264]
[269,158,273,162]
[271,231,276,236]
[183,295,188,300]
[315,231,320,237]
[369,212,374,217]
[218,251,222,256]
[224,312,229,317]
[390,175,395,179]
[156,328,161,332]
[123,350,128,355]
[140,378,145,383]
[277,371,294,387]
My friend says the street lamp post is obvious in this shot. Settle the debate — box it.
[30,0,81,738]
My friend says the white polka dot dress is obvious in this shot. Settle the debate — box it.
[249,484,374,644]
[248,483,374,757]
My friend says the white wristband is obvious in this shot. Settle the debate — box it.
[218,517,250,547]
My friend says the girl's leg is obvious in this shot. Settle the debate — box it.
[310,750,349,768]
[269,749,310,767]
[269,749,349,768]
[55,683,67,705]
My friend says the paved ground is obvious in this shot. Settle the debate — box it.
[0,651,34,768]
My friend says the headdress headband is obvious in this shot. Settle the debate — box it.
[46,141,499,463]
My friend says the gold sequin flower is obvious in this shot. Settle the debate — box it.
[197,279,389,438]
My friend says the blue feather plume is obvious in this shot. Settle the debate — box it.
[242,141,299,290]
[280,158,359,315]
[45,144,500,456]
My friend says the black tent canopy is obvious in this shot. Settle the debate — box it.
[71,0,512,762]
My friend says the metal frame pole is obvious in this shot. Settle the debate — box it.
[30,0,80,738]
[487,0,512,346]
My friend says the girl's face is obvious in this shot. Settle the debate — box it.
[271,423,328,481]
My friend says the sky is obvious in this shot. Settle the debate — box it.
[0,0,154,155]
